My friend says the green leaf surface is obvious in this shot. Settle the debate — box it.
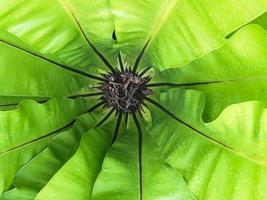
[152,24,267,121]
[0,0,114,70]
[0,96,49,111]
[0,31,96,98]
[251,12,267,30]
[92,122,195,200]
[148,89,267,200]
[1,1,267,199]
[2,113,101,200]
[0,98,90,194]
[34,125,113,200]
[62,0,117,63]
[110,0,267,69]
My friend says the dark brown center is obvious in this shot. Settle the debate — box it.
[100,70,152,113]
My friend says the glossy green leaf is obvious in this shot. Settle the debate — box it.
[111,0,267,68]
[0,0,115,70]
[1,0,267,199]
[2,113,101,200]
[92,123,195,200]
[63,0,117,63]
[252,12,267,30]
[152,24,267,121]
[0,98,90,194]
[148,89,267,200]
[0,96,49,111]
[0,32,94,98]
[34,125,113,200]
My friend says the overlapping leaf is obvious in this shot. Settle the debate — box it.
[110,0,267,68]
[148,89,267,200]
[2,112,113,200]
[3,116,196,200]
[2,113,104,200]
[0,0,267,199]
[0,31,94,98]
[34,126,112,200]
[92,123,195,200]
[0,98,90,194]
[0,0,116,70]
[152,24,267,121]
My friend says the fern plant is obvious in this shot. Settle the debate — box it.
[1,1,267,200]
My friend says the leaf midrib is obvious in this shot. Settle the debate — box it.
[186,122,267,168]
[152,77,267,89]
[170,111,267,168]
[149,97,267,168]
[0,121,74,156]
[0,39,100,82]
